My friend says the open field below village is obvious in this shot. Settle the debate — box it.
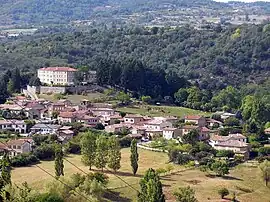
[38,93,104,104]
[12,148,270,202]
[116,105,211,118]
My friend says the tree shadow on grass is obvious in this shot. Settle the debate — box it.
[91,168,143,178]
[103,191,132,202]
[205,174,243,181]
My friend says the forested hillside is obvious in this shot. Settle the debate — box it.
[0,0,270,25]
[1,24,269,88]
[0,24,269,124]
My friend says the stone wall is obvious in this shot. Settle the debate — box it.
[40,86,67,94]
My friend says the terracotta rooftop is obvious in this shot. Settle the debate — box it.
[7,139,30,145]
[39,67,77,72]
[228,133,246,140]
[215,140,248,148]
[185,115,203,120]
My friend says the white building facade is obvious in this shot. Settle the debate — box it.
[37,67,77,85]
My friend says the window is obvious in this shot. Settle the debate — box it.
[17,146,21,149]
[13,145,16,149]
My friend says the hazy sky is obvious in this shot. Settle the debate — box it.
[214,0,270,2]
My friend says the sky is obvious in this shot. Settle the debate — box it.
[214,0,270,2]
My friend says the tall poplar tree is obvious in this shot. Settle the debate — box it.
[130,139,139,175]
[95,136,108,172]
[55,145,64,179]
[107,136,121,172]
[80,132,96,170]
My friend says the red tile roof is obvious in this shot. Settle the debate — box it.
[39,67,77,72]
[185,115,203,120]
[7,139,30,146]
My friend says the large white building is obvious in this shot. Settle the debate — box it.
[37,67,77,85]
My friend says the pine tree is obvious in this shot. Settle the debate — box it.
[80,132,96,170]
[130,139,139,175]
[138,168,165,202]
[1,151,11,186]
[107,136,121,172]
[95,136,108,172]
[55,145,64,179]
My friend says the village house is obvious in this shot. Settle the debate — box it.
[144,118,173,139]
[91,108,115,116]
[7,139,33,157]
[184,115,206,127]
[209,133,249,159]
[206,118,223,128]
[30,123,61,135]
[124,114,144,124]
[37,66,77,85]
[48,100,73,116]
[163,127,181,140]
[180,125,210,141]
[108,114,123,125]
[58,126,75,143]
[0,120,27,133]
[77,115,100,126]
[105,124,132,134]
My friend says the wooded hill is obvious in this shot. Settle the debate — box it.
[0,24,269,90]
[0,0,270,25]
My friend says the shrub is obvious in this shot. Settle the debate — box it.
[258,147,270,157]
[119,136,132,148]
[87,172,109,186]
[33,144,55,160]
[156,168,167,175]
[216,150,235,158]
[11,153,39,167]
[218,188,229,199]
[65,141,81,154]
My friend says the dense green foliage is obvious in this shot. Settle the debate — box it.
[130,139,139,175]
[173,186,198,202]
[0,25,269,118]
[138,168,165,202]
[54,145,64,179]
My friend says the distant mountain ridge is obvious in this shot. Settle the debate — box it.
[0,0,270,26]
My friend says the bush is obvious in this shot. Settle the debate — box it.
[156,168,167,175]
[33,144,55,160]
[119,136,132,148]
[65,141,81,154]
[216,150,235,158]
[87,172,109,186]
[258,147,270,157]
[11,153,39,167]
[218,188,229,199]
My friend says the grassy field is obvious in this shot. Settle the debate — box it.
[11,149,270,202]
[38,93,103,104]
[116,105,211,117]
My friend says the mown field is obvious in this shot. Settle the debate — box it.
[11,148,270,202]
[116,105,211,118]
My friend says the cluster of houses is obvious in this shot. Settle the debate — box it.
[0,95,254,159]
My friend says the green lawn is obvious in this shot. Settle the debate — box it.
[11,149,270,202]
[117,105,211,117]
[38,93,103,104]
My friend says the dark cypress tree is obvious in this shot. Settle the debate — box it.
[130,139,139,175]
[1,151,11,186]
[55,145,64,179]
[138,168,165,202]
[11,68,21,93]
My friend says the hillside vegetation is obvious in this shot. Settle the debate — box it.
[0,0,270,25]
[1,24,269,88]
